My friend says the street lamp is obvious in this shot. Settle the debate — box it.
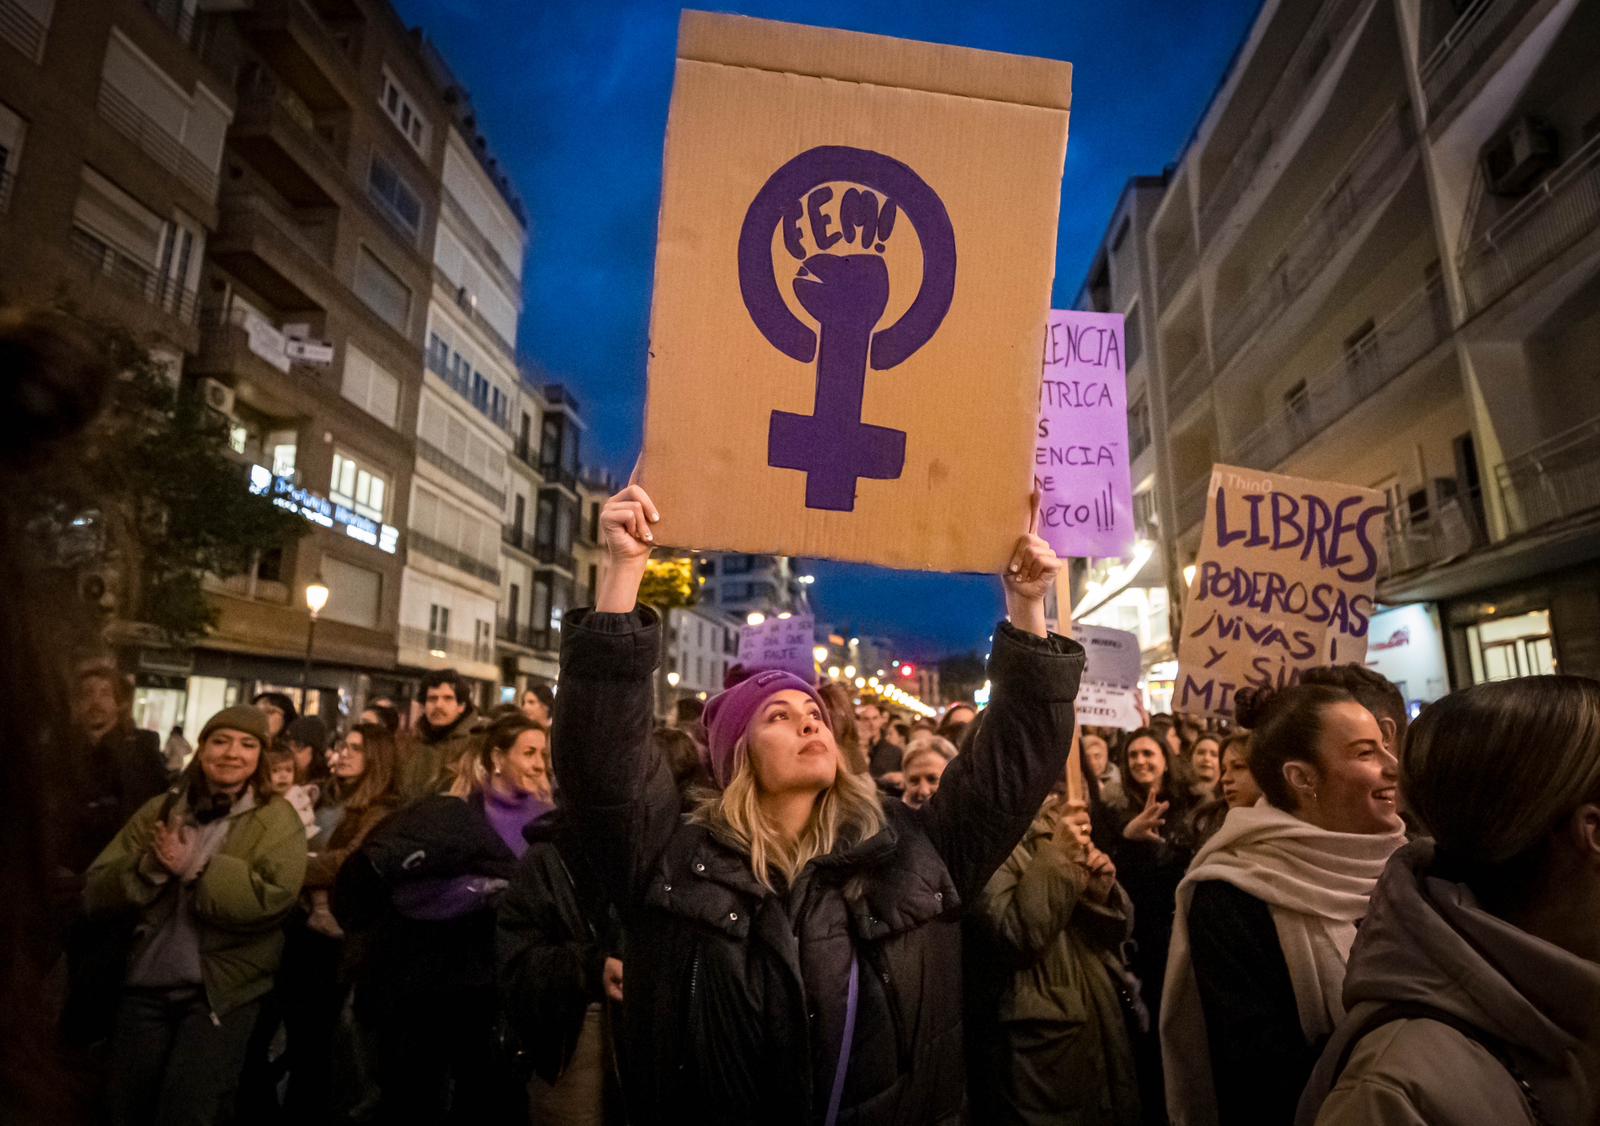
[813,645,829,665]
[667,671,681,688]
[301,575,330,712]
[747,611,766,626]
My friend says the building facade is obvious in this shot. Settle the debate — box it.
[697,552,811,618]
[663,604,741,701]
[1132,0,1599,705]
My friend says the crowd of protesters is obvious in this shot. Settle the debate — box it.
[5,442,1597,1124]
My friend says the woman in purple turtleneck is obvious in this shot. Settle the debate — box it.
[337,712,554,1122]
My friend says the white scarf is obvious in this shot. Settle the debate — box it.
[1160,801,1403,1126]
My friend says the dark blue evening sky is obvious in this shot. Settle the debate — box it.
[394,0,1260,657]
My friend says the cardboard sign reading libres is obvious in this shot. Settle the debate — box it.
[638,12,1073,572]
[1175,464,1388,720]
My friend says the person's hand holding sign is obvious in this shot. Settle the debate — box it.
[1002,494,1059,639]
[595,484,661,614]
[1122,785,1169,844]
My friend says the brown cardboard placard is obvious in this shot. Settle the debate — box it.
[1175,464,1389,720]
[638,11,1073,573]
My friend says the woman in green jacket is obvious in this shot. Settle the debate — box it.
[84,704,308,1126]
[965,790,1143,1125]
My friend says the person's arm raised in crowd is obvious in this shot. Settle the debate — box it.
[919,532,1085,904]
[550,484,684,912]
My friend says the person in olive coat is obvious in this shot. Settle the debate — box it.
[84,705,308,1126]
[552,485,1085,1126]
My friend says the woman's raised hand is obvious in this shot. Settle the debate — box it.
[1122,785,1169,844]
[594,484,660,613]
[1001,530,1061,638]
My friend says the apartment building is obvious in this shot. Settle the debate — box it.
[397,49,526,703]
[1068,176,1179,707]
[698,552,811,618]
[496,378,587,694]
[1140,0,1600,702]
[663,603,741,701]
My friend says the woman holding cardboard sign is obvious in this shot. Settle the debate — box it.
[552,484,1084,1125]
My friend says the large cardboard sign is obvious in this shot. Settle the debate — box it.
[1175,464,1388,719]
[1070,622,1143,730]
[1036,311,1134,559]
[638,12,1073,573]
[738,613,817,682]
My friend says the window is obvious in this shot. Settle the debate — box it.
[588,502,600,542]
[330,451,389,522]
[506,583,520,628]
[540,416,561,471]
[471,370,489,412]
[428,603,450,648]
[354,246,411,333]
[427,331,449,376]
[367,153,422,240]
[73,167,163,281]
[474,619,493,663]
[1129,396,1152,461]
[1125,303,1142,369]
[321,557,382,630]
[266,428,298,479]
[340,344,401,428]
[512,494,526,537]
[380,69,429,155]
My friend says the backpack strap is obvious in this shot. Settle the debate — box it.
[1328,1002,1545,1125]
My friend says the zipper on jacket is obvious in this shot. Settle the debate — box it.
[678,948,701,1074]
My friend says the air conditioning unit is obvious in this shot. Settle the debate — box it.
[200,377,235,416]
[1482,117,1559,197]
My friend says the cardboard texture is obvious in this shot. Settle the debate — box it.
[737,613,817,681]
[1175,464,1388,720]
[1035,310,1134,559]
[639,11,1073,572]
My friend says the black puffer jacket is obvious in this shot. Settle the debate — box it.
[553,607,1084,1126]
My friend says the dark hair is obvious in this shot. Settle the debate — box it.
[936,702,975,741]
[264,746,295,767]
[285,715,329,753]
[252,690,298,728]
[673,696,705,725]
[1405,677,1600,900]
[477,711,538,776]
[361,703,400,734]
[1117,726,1183,807]
[341,722,399,812]
[418,668,471,705]
[78,665,132,707]
[1233,683,1358,811]
[891,720,911,742]
[1300,663,1407,744]
[524,683,556,710]
[815,681,868,775]
[653,726,712,793]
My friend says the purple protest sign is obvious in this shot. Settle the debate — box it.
[737,613,818,682]
[1033,310,1134,558]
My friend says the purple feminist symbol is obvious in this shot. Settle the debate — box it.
[738,147,957,512]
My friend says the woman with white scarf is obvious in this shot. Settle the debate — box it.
[1160,683,1406,1126]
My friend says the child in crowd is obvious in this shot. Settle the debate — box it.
[267,746,319,839]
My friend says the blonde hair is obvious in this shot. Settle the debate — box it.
[691,735,886,890]
[901,735,956,774]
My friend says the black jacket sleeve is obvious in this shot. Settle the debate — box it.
[920,621,1084,904]
[1188,879,1323,1123]
[549,606,683,913]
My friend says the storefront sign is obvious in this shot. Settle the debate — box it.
[285,339,335,366]
[248,465,400,555]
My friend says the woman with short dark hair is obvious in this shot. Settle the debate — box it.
[1160,684,1406,1126]
[85,705,308,1126]
[1297,676,1600,1126]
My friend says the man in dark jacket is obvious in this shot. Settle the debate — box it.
[397,669,478,799]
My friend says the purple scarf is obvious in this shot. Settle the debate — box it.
[482,785,553,859]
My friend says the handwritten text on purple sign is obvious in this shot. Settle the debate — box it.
[1034,310,1134,558]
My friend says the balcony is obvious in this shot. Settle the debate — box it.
[1459,130,1600,316]
[98,82,218,202]
[1198,0,1369,243]
[243,0,360,111]
[1166,353,1211,418]
[1213,103,1415,368]
[0,0,48,62]
[1229,276,1452,471]
[496,617,531,647]
[1384,494,1487,575]
[399,625,495,667]
[66,226,199,326]
[437,267,517,360]
[540,464,580,494]
[416,438,506,510]
[211,191,335,311]
[440,189,522,304]
[501,524,534,557]
[1496,414,1600,536]
[1156,238,1197,308]
[408,530,501,585]
[533,542,576,574]
[1419,0,1536,124]
[232,68,345,207]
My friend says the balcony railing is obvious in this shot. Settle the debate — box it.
[533,542,576,573]
[540,464,579,492]
[1383,494,1487,575]
[501,524,535,556]
[399,626,495,666]
[1156,237,1197,308]
[1419,0,1534,121]
[1213,103,1414,368]
[408,531,501,585]
[1229,277,1451,471]
[235,68,344,169]
[1459,130,1600,316]
[98,82,218,201]
[0,0,48,62]
[1166,352,1211,417]
[68,226,199,325]
[440,189,522,303]
[1496,414,1600,536]
[496,617,530,646]
[218,191,337,273]
[416,438,506,510]
[1198,0,1368,242]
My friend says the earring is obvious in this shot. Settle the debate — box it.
[493,766,502,775]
